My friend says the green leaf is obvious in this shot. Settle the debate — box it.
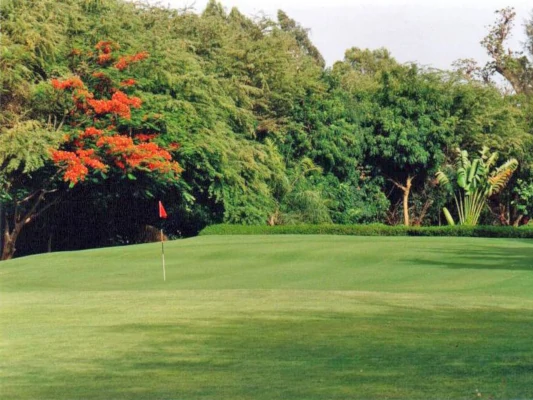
[442,207,455,226]
[457,168,466,188]
[467,159,479,185]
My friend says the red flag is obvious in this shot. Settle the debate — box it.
[158,201,167,219]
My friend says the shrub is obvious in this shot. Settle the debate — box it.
[199,224,533,239]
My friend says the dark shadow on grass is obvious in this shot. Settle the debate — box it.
[406,243,533,271]
[23,308,533,400]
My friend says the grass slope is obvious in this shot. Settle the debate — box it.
[1,235,533,399]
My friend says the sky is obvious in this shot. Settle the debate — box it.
[158,0,531,69]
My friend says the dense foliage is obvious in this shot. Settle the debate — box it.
[1,0,532,258]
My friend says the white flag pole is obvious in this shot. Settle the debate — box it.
[161,228,166,281]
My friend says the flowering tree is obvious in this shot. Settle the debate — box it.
[50,41,181,185]
[1,41,182,260]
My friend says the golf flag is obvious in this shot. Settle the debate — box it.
[159,201,167,219]
[158,201,167,281]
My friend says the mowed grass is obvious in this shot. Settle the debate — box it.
[1,235,533,399]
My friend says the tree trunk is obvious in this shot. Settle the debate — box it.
[402,176,413,226]
[389,176,414,226]
[412,199,433,227]
[1,222,22,261]
[2,237,16,260]
[513,215,524,227]
[0,190,58,261]
[47,233,53,253]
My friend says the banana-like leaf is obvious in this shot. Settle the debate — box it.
[467,159,479,186]
[457,167,467,188]
[495,158,519,175]
[479,146,490,160]
[487,158,518,195]
[444,147,518,226]
[442,207,455,226]
[435,170,450,186]
[485,151,498,170]
[457,149,470,171]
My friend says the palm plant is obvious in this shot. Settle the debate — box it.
[436,147,518,226]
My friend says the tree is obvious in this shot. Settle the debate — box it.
[454,7,533,95]
[343,47,396,76]
[277,10,325,68]
[5,0,531,257]
[0,121,64,260]
[436,147,518,226]
[481,7,532,96]
[0,41,182,260]
[358,65,457,226]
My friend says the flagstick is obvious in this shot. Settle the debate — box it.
[161,228,166,281]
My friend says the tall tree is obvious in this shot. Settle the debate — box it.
[454,7,533,95]
[1,42,183,260]
[277,10,325,68]
[360,65,458,226]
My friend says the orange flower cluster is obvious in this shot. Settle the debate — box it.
[51,77,84,90]
[52,149,107,184]
[80,127,104,138]
[120,79,136,87]
[76,149,106,170]
[87,90,142,119]
[52,150,77,163]
[95,41,120,65]
[97,135,182,174]
[72,88,93,111]
[63,162,89,184]
[97,53,113,65]
[96,135,132,152]
[50,41,181,186]
[136,142,173,163]
[95,41,117,54]
[113,91,142,108]
[51,77,92,112]
[115,52,149,71]
[135,133,156,142]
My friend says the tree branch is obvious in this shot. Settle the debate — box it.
[29,194,62,224]
[388,178,406,192]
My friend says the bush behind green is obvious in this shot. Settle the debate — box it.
[200,223,533,238]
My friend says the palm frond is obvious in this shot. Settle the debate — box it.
[455,148,470,171]
[467,158,480,186]
[485,151,499,170]
[435,170,450,186]
[487,158,518,195]
[457,167,467,188]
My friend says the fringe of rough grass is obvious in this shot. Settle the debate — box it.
[199,224,533,238]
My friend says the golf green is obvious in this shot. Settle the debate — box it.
[1,235,532,399]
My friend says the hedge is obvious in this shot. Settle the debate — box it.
[199,224,533,239]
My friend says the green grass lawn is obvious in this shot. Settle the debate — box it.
[1,235,533,399]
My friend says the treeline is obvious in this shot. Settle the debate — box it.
[1,0,532,258]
